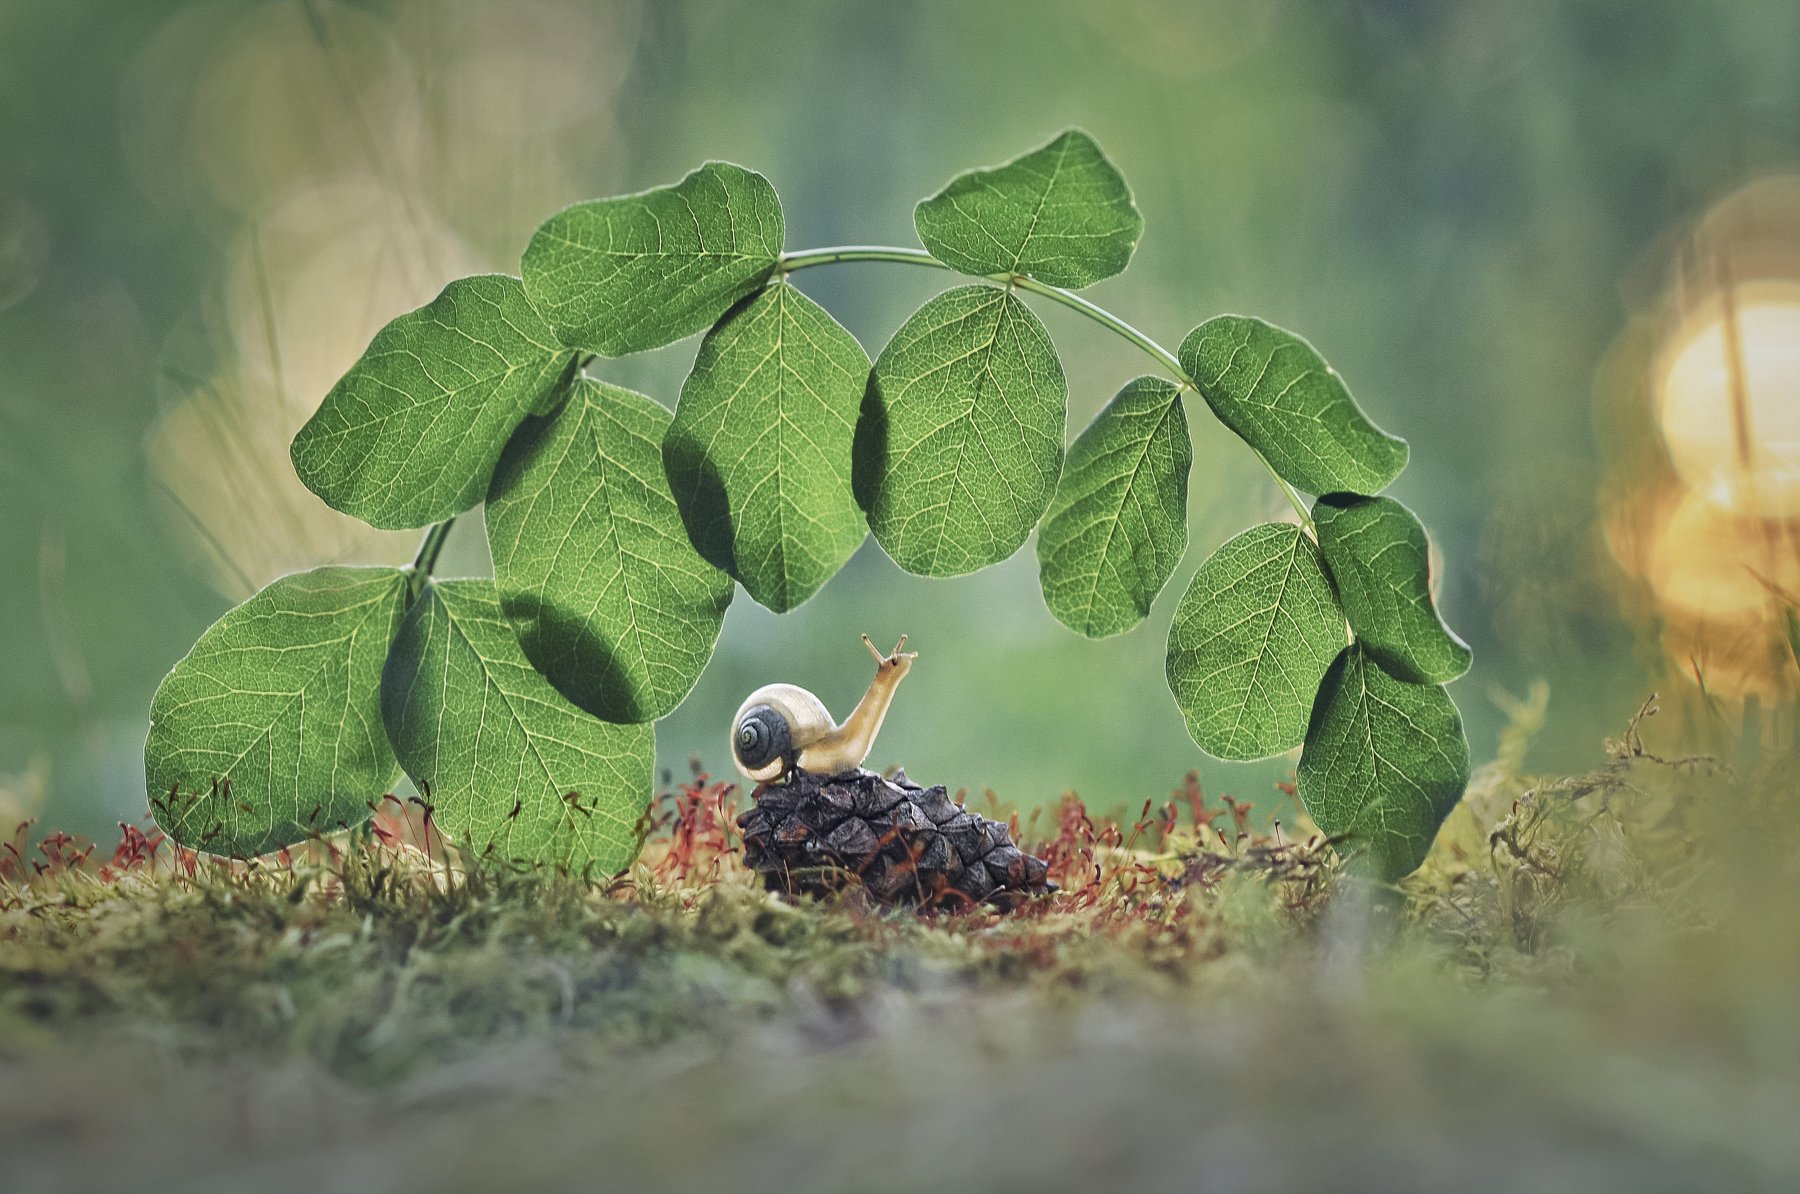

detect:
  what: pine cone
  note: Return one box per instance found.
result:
[736,768,1056,911]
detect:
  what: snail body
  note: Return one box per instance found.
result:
[731,635,916,784]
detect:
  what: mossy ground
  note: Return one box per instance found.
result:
[3,695,1797,1192]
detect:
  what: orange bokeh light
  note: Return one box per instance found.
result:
[1656,281,1800,520]
[1603,175,1800,706]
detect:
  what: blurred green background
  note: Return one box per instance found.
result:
[3,0,1797,840]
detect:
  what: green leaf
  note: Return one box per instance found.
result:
[665,283,869,612]
[521,162,784,357]
[1298,644,1469,880]
[1314,494,1471,684]
[381,580,654,874]
[1037,377,1190,638]
[858,285,1066,577]
[915,129,1142,289]
[486,378,732,723]
[1165,523,1345,761]
[1179,316,1408,497]
[289,275,575,530]
[146,566,409,857]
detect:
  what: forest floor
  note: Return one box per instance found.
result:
[2,695,1797,1193]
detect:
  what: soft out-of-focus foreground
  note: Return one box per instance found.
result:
[3,0,1796,836]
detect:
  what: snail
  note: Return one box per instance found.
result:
[731,634,917,784]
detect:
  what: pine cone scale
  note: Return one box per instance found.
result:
[736,768,1055,911]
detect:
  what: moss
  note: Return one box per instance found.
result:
[2,703,1798,1187]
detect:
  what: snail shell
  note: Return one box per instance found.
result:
[731,684,830,784]
[729,635,916,785]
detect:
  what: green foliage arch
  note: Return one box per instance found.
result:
[147,130,1471,882]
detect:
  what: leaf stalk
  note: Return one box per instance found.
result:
[409,517,455,593]
[778,245,1316,533]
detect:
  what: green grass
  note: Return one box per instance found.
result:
[3,695,1798,1192]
